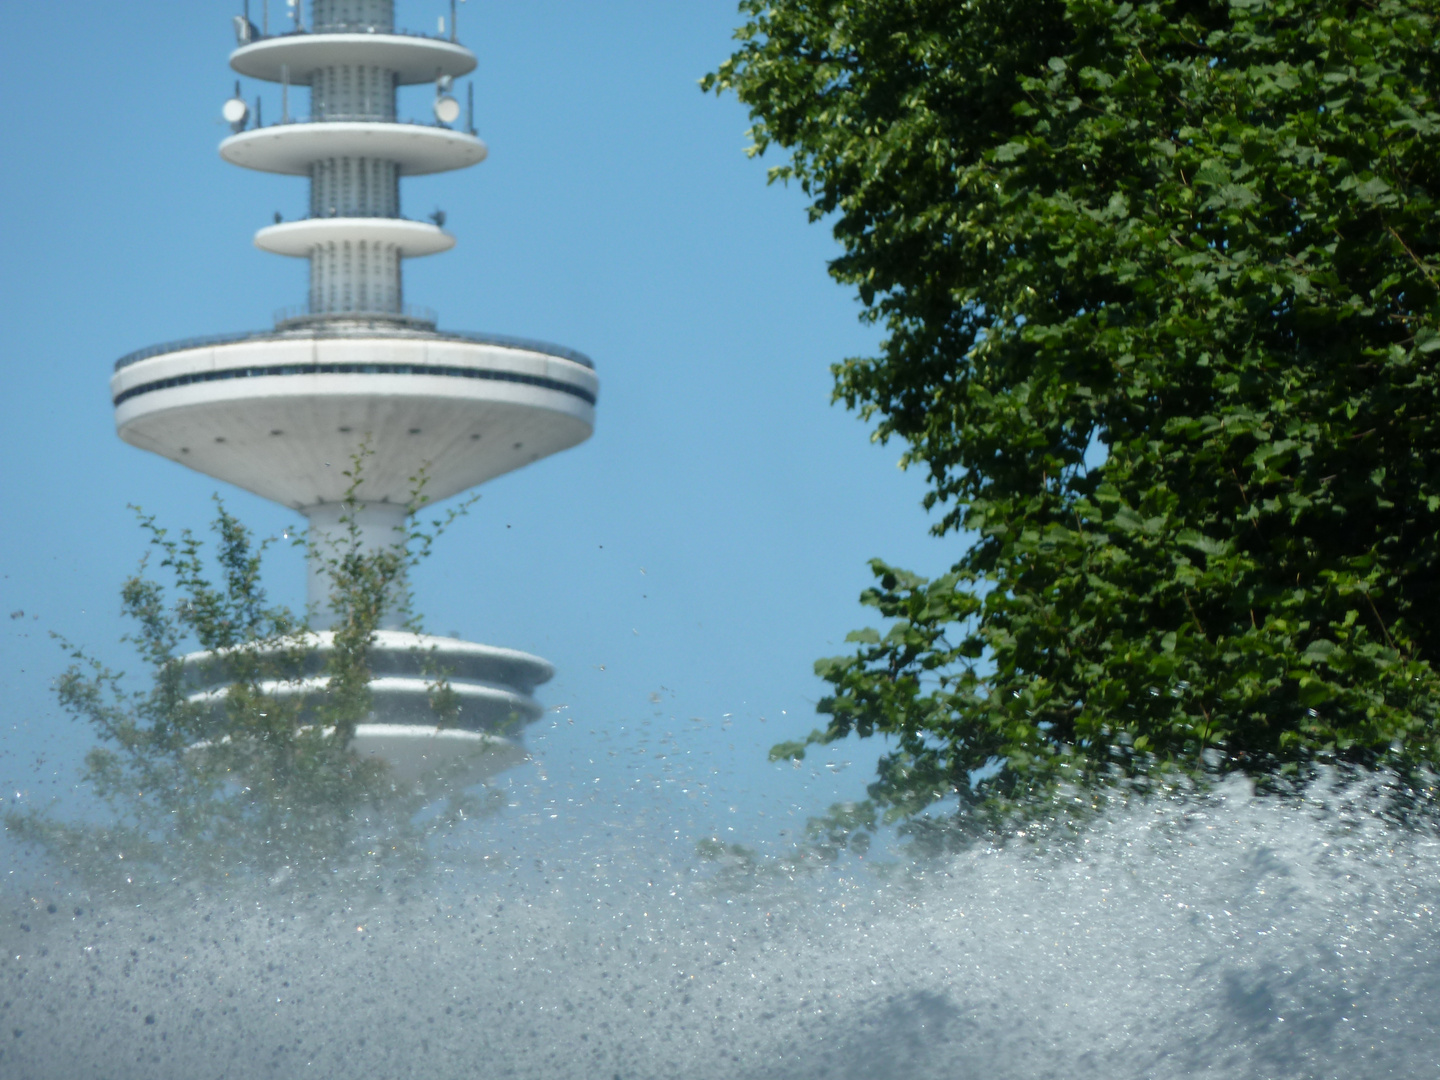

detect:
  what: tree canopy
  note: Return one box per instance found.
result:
[707,0,1440,836]
[7,462,486,888]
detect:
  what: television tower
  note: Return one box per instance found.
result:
[109,0,597,784]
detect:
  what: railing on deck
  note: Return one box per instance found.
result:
[235,19,459,46]
[114,327,596,372]
[273,305,438,330]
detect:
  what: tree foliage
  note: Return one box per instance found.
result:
[7,460,488,887]
[708,0,1440,833]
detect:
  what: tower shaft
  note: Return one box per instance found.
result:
[304,38,404,317]
[312,0,394,32]
[310,65,398,121]
[309,234,403,316]
[310,157,400,216]
[304,501,410,631]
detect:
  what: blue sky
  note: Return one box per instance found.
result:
[0,1,955,854]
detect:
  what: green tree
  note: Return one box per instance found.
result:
[708,0,1440,839]
[6,459,489,887]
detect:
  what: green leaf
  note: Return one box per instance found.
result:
[768,741,808,762]
[1353,176,1393,200]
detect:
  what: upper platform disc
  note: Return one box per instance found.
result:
[221,122,487,176]
[230,33,477,86]
[111,330,597,508]
[255,218,456,258]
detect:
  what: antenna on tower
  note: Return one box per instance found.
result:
[466,81,475,135]
[435,95,460,126]
[233,2,260,45]
[450,0,458,42]
[223,81,251,132]
[435,73,460,125]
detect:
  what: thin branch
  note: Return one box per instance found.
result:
[1183,589,1209,640]
[1363,589,1397,651]
[1387,224,1439,287]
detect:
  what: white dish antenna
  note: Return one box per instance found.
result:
[223,96,250,127]
[434,95,461,125]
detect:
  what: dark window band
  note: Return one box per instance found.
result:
[113,362,597,407]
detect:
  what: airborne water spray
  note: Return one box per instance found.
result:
[3,773,1439,1080]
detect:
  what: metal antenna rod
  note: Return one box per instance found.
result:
[451,0,458,42]
[281,63,289,123]
[467,81,475,134]
[262,0,269,35]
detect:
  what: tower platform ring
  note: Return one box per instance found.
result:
[257,218,455,258]
[221,122,487,176]
[190,676,542,727]
[188,723,529,788]
[179,632,549,787]
[349,726,528,787]
[112,334,598,508]
[182,631,555,697]
[230,34,477,86]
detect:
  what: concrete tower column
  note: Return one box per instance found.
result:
[305,55,401,314]
[303,501,410,631]
[309,157,401,217]
[310,66,398,122]
[312,0,394,33]
[305,2,402,317]
[309,238,403,315]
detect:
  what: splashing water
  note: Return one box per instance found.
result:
[3,774,1438,1080]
